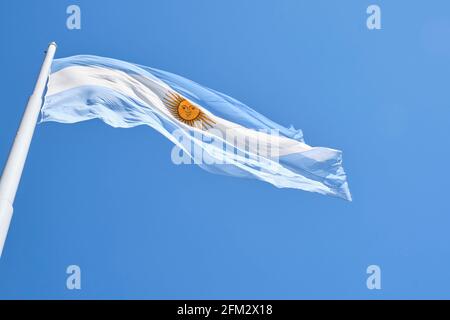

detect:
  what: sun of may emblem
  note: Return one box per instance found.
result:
[163,91,215,129]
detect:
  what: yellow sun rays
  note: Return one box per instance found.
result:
[163,91,215,130]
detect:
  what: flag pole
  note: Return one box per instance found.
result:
[0,42,57,257]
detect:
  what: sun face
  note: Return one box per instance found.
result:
[163,91,215,129]
[177,100,200,121]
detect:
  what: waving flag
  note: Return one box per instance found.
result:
[41,55,351,200]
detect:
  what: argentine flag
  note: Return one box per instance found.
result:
[41,55,351,201]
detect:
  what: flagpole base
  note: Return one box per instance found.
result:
[0,198,13,257]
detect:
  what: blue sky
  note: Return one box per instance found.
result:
[1,0,450,299]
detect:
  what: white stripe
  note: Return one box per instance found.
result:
[47,65,313,156]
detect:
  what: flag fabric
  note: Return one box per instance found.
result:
[41,55,351,200]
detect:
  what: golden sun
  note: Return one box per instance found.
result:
[163,91,215,129]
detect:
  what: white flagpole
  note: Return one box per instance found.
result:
[0,42,57,257]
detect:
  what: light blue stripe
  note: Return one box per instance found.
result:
[51,55,304,142]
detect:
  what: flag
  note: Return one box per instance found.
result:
[41,55,351,200]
